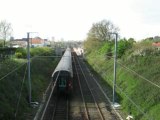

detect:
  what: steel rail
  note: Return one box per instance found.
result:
[75,55,105,120]
[72,54,90,120]
[40,71,60,120]
[51,94,69,120]
[82,61,124,120]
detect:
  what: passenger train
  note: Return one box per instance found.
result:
[52,48,73,94]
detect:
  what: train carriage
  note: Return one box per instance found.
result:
[52,48,73,94]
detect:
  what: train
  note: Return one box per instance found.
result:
[52,47,73,94]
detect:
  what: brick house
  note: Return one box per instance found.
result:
[11,37,50,48]
[30,37,44,47]
[152,42,160,50]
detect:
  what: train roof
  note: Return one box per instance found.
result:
[52,48,73,77]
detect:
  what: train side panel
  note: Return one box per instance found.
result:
[52,48,73,94]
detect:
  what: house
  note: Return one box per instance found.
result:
[152,42,160,50]
[11,39,27,48]
[11,37,50,48]
[30,37,44,47]
[44,39,51,46]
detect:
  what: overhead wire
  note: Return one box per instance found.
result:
[0,62,27,81]
[117,61,160,89]
[92,54,158,119]
[14,64,28,118]
[40,71,61,120]
[0,51,60,82]
[115,84,153,120]
[0,49,61,118]
[105,54,160,89]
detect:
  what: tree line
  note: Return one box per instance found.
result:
[0,20,12,47]
[84,19,135,58]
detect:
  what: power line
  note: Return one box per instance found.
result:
[117,61,160,89]
[0,54,60,82]
[40,71,61,120]
[31,55,61,59]
[105,54,160,89]
[14,64,28,118]
[0,62,27,81]
[115,84,153,120]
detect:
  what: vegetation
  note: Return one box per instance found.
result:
[0,47,59,119]
[84,20,160,120]
[0,20,12,47]
[15,47,53,58]
[87,19,119,41]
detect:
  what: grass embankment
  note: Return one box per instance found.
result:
[85,42,160,120]
[0,47,59,120]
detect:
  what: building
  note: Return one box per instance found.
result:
[30,37,44,47]
[11,39,27,48]
[152,42,160,50]
[10,37,50,48]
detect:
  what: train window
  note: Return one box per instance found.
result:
[59,77,66,87]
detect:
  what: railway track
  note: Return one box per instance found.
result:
[39,88,69,120]
[38,51,123,120]
[79,57,121,119]
[52,94,69,120]
[71,52,122,120]
[74,54,105,120]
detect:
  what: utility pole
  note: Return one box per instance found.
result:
[112,33,118,106]
[27,32,31,104]
[108,32,119,107]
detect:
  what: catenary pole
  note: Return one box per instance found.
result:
[27,32,31,104]
[113,33,118,106]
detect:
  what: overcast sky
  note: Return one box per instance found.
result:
[0,0,160,40]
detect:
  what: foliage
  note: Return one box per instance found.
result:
[0,20,12,47]
[98,41,114,58]
[83,37,102,54]
[15,52,23,58]
[0,40,3,47]
[15,47,53,59]
[84,39,160,120]
[117,38,135,58]
[30,47,52,57]
[0,48,59,119]
[87,19,119,41]
[15,48,27,58]
[84,19,119,56]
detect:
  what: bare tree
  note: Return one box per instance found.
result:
[87,19,119,41]
[0,20,12,47]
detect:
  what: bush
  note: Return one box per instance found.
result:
[117,39,134,58]
[15,48,27,58]
[15,47,53,59]
[0,47,58,119]
[15,52,23,58]
[30,47,53,57]
[85,40,160,120]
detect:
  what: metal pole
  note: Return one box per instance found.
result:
[113,33,118,106]
[27,32,31,104]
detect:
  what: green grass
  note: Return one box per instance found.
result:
[85,42,160,120]
[0,47,59,119]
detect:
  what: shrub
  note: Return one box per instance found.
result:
[15,52,23,58]
[15,48,27,58]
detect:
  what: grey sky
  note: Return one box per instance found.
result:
[0,0,160,40]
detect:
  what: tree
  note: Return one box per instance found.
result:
[0,20,12,47]
[117,38,135,58]
[87,19,119,41]
[128,38,136,43]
